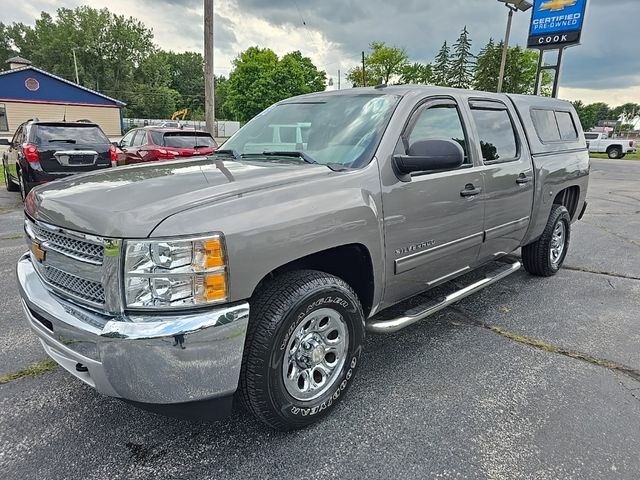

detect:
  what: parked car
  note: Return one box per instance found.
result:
[118,127,218,164]
[1,119,116,200]
[584,131,636,159]
[18,87,589,431]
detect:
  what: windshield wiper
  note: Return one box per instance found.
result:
[260,151,318,165]
[48,139,77,143]
[211,149,242,160]
[259,151,351,172]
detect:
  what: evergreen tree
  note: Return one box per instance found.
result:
[473,38,500,92]
[432,41,450,87]
[449,26,475,89]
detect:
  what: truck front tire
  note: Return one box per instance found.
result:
[238,270,365,430]
[522,205,571,277]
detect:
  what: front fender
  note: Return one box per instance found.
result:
[151,162,385,309]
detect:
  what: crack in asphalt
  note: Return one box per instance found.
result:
[563,265,640,281]
[583,220,640,248]
[448,306,640,384]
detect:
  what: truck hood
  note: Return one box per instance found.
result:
[28,157,331,238]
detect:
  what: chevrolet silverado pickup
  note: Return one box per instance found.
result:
[584,131,636,159]
[17,86,589,431]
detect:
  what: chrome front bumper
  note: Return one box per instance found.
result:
[16,253,249,406]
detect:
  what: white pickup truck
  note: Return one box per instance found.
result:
[584,132,637,159]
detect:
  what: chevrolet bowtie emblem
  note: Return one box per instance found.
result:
[31,241,46,263]
[540,0,578,11]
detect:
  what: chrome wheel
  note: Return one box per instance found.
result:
[550,220,566,266]
[282,308,349,402]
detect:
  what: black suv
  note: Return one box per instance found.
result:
[1,120,116,200]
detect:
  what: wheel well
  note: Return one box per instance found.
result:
[252,244,375,316]
[553,186,580,220]
[606,145,622,152]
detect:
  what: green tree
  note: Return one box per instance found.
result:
[214,75,233,120]
[0,23,16,69]
[474,39,543,94]
[347,42,408,86]
[225,47,326,122]
[449,26,475,89]
[165,51,205,114]
[5,7,154,100]
[572,102,612,130]
[432,41,451,87]
[400,62,433,85]
[474,38,500,91]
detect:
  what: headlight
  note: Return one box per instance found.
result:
[124,235,227,309]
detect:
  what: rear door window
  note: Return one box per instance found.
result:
[34,125,109,145]
[120,130,137,147]
[556,111,578,140]
[584,133,599,140]
[471,105,518,163]
[132,130,147,147]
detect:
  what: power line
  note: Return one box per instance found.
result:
[290,0,314,46]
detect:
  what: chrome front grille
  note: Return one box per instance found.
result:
[25,217,116,310]
[28,220,104,264]
[42,264,105,305]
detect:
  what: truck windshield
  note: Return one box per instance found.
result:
[221,93,400,168]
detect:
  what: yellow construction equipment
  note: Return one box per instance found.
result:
[171,108,188,121]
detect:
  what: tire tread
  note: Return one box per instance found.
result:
[238,269,362,430]
[522,205,571,277]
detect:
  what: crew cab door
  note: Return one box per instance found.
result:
[467,99,534,260]
[381,97,485,305]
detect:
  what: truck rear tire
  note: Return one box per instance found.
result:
[607,147,622,159]
[522,205,571,277]
[238,270,365,430]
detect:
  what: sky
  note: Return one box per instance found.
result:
[2,0,639,106]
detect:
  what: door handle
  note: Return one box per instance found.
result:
[460,184,482,197]
[516,174,532,185]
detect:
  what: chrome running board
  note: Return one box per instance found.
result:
[367,261,521,334]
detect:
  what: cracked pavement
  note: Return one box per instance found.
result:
[1,159,639,480]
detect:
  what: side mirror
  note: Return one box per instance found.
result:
[393,139,464,181]
[0,138,10,146]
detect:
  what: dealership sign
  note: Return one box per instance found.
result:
[528,0,588,49]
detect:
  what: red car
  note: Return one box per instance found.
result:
[117,127,218,164]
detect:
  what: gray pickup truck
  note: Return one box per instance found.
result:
[17,86,589,430]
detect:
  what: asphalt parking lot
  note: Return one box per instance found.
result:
[1,159,639,480]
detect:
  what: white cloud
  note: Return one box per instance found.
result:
[4,0,640,104]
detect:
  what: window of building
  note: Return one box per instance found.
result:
[408,104,470,164]
[0,104,8,132]
[471,107,518,163]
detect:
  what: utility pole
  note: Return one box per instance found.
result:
[204,0,215,136]
[361,51,366,87]
[72,48,80,85]
[337,69,341,90]
[497,6,515,93]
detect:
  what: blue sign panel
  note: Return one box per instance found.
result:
[528,0,589,49]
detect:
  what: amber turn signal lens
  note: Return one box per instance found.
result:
[204,239,224,269]
[205,273,226,301]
